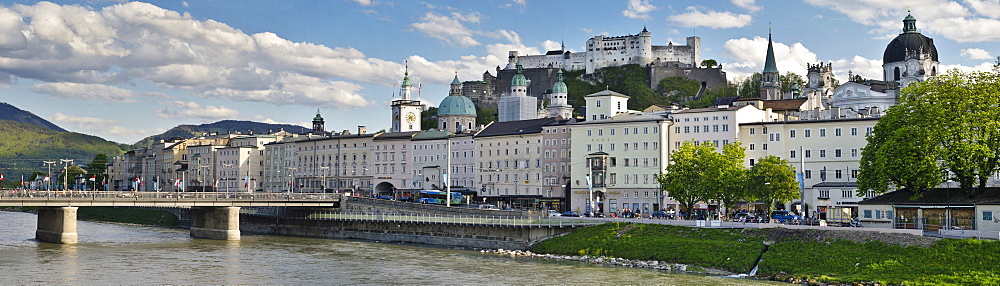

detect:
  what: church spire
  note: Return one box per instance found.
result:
[763,28,778,74]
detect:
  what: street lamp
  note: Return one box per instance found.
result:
[319,166,330,193]
[59,159,73,191]
[286,167,298,193]
[43,161,55,192]
[222,163,234,195]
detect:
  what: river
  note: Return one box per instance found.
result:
[0,211,780,285]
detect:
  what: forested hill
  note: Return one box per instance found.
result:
[0,102,67,132]
[0,119,126,174]
[132,120,307,147]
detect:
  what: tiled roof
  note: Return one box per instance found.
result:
[373,131,420,140]
[411,130,453,141]
[762,98,807,111]
[574,112,669,125]
[474,118,556,138]
[586,89,629,98]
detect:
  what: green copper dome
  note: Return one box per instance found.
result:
[511,62,527,87]
[552,70,567,93]
[438,94,477,116]
[313,109,323,122]
[401,65,412,87]
[451,74,461,85]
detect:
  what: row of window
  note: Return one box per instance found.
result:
[750,126,875,138]
[787,148,860,159]
[679,115,728,122]
[586,127,658,136]
[676,124,730,134]
[674,140,731,149]
[586,142,659,152]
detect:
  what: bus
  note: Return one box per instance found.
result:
[417,190,463,205]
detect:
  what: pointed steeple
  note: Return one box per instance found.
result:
[763,31,779,74]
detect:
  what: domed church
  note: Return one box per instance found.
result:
[437,73,477,133]
[828,12,940,116]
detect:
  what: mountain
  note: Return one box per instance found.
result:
[0,102,67,132]
[132,120,307,147]
[0,119,127,180]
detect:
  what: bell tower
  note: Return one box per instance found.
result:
[391,64,424,132]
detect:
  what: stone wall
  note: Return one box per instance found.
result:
[649,66,727,92]
[240,214,585,250]
[336,196,545,218]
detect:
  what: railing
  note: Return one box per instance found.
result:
[275,211,597,227]
[0,189,341,201]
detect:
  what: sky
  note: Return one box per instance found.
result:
[0,0,997,144]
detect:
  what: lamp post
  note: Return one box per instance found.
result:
[59,159,73,191]
[222,163,234,195]
[286,167,298,193]
[43,161,55,192]
[319,166,330,193]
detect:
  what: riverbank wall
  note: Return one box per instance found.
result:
[240,214,587,250]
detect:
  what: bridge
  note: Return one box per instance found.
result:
[0,190,341,244]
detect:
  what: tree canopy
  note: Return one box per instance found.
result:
[746,155,800,214]
[858,69,1000,197]
[656,141,765,219]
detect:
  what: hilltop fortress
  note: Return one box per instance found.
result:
[508,27,701,74]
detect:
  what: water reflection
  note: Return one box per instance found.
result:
[0,211,780,285]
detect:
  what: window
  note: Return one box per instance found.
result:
[762,143,768,150]
[819,190,829,199]
[805,150,812,158]
[851,148,859,157]
[750,128,755,135]
[587,130,592,136]
[835,149,842,157]
[835,128,842,137]
[805,170,812,179]
[866,127,874,136]
[749,144,755,151]
[713,125,719,132]
[675,127,680,133]
[852,169,858,178]
[586,144,592,151]
[984,211,993,221]
[722,124,729,132]
[843,190,853,198]
[598,129,603,136]
[819,149,826,158]
[684,126,690,133]
[694,126,700,133]
[819,128,827,137]
[790,150,797,158]
[790,129,796,138]
[864,210,872,219]
[851,127,858,136]
[804,129,811,137]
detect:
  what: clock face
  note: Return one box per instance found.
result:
[406,112,416,122]
[393,112,400,122]
[908,62,918,72]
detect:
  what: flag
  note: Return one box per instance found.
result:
[44,174,50,181]
[89,175,96,182]
[174,178,181,188]
[0,173,4,180]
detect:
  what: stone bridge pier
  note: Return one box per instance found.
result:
[36,207,79,244]
[190,207,241,240]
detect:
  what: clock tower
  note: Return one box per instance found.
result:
[391,65,424,132]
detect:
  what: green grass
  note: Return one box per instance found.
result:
[531,223,766,272]
[531,223,1000,285]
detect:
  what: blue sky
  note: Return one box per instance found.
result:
[0,0,997,144]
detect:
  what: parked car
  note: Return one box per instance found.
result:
[770,210,801,223]
[561,211,581,217]
[376,195,392,200]
[734,212,756,222]
[548,210,561,217]
[650,211,669,219]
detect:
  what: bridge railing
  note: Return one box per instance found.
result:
[280,211,598,227]
[0,190,341,201]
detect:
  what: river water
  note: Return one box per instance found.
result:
[0,211,780,285]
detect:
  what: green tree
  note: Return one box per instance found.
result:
[86,154,110,190]
[779,72,806,93]
[711,142,749,218]
[476,106,498,126]
[700,59,718,68]
[657,140,748,219]
[736,73,763,98]
[656,76,702,104]
[746,155,799,215]
[859,69,1000,196]
[421,107,438,130]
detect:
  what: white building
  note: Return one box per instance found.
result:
[739,117,880,219]
[510,27,700,74]
[498,62,538,122]
[373,131,419,197]
[570,112,672,215]
[668,105,766,153]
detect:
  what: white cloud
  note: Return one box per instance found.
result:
[960,48,994,60]
[451,11,482,23]
[0,2,405,110]
[51,112,157,142]
[829,56,883,82]
[731,0,761,12]
[940,61,998,73]
[349,0,373,6]
[181,1,189,8]
[581,28,593,34]
[156,101,239,121]
[668,7,753,29]
[28,83,139,102]
[622,0,657,20]
[721,36,818,81]
[410,12,481,48]
[541,40,562,52]
[804,0,1000,42]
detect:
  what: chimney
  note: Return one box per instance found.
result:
[248,129,253,135]
[358,126,367,134]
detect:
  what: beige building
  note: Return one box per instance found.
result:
[475,118,554,208]
[541,118,575,211]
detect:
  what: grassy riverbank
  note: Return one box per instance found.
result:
[530,223,1000,285]
[0,207,178,226]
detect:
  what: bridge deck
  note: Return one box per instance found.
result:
[0,191,340,207]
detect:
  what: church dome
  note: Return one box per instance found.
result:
[883,14,938,64]
[438,94,477,116]
[552,70,567,93]
[511,62,527,87]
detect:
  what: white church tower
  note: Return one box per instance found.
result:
[391,65,424,132]
[545,70,573,119]
[498,61,538,122]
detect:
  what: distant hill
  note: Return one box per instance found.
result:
[0,119,127,179]
[132,120,307,147]
[0,102,67,132]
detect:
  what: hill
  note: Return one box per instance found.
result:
[0,119,126,179]
[0,102,67,132]
[132,120,307,147]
